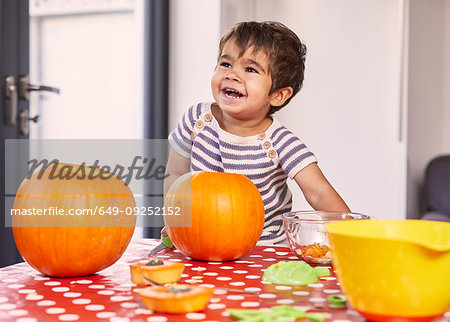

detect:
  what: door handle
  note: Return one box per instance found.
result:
[19,75,60,100]
[3,75,18,125]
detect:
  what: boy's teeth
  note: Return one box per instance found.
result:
[225,89,243,98]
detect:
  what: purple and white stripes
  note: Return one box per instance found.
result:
[169,102,317,244]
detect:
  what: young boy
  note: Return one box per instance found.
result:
[165,21,350,244]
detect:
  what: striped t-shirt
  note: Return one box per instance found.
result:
[169,102,317,244]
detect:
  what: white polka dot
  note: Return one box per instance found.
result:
[207,262,222,265]
[227,295,245,300]
[120,302,139,308]
[288,256,298,260]
[25,294,44,301]
[186,313,206,320]
[2,278,18,282]
[277,299,295,305]
[293,291,310,296]
[8,283,25,289]
[323,289,341,294]
[37,300,56,306]
[44,281,61,286]
[275,285,292,290]
[184,263,193,266]
[63,292,81,298]
[320,276,336,280]
[88,284,105,289]
[181,274,189,278]
[72,299,91,305]
[259,293,276,299]
[308,283,324,288]
[119,283,135,288]
[263,247,276,252]
[235,260,252,264]
[233,270,248,274]
[249,254,262,257]
[85,304,105,311]
[229,282,245,286]
[16,318,37,322]
[191,266,207,272]
[18,289,36,294]
[203,272,218,276]
[309,297,327,302]
[46,308,66,314]
[110,296,134,302]
[57,314,79,321]
[241,302,260,307]
[135,308,152,315]
[199,284,215,288]
[276,252,289,255]
[96,312,116,318]
[208,303,226,310]
[147,317,168,322]
[8,309,28,316]
[216,277,231,281]
[245,287,261,292]
[109,316,130,322]
[261,281,271,284]
[245,275,261,279]
[52,287,70,292]
[33,276,50,281]
[248,264,262,267]
[219,266,234,270]
[75,279,92,284]
[0,297,8,303]
[262,258,277,261]
[98,290,115,295]
[213,289,227,295]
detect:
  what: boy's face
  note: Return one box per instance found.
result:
[211,40,277,120]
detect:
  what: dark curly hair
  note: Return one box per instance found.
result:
[219,21,307,115]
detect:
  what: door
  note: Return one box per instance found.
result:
[0,0,28,267]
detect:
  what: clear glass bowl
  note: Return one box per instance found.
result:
[282,211,370,266]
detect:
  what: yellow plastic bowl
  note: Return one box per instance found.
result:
[326,220,450,321]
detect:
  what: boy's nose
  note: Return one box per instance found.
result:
[226,71,240,82]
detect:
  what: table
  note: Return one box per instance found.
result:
[1,239,449,322]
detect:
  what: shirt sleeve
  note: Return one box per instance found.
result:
[274,127,318,179]
[168,104,200,158]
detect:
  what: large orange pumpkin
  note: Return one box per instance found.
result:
[12,163,136,277]
[164,171,264,261]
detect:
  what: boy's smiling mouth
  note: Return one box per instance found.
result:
[223,87,245,99]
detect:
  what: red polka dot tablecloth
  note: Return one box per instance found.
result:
[1,239,449,322]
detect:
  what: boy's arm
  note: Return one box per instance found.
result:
[164,147,190,195]
[293,163,350,212]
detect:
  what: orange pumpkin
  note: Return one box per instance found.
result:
[12,163,136,277]
[130,259,185,286]
[139,284,215,313]
[164,171,264,261]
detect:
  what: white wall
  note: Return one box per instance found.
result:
[406,0,450,219]
[168,0,221,131]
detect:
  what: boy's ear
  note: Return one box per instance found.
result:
[270,87,294,107]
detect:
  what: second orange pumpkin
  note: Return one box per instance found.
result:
[164,171,265,261]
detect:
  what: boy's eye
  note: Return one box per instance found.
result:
[220,62,231,68]
[246,67,258,73]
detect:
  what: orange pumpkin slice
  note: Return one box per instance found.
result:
[139,284,215,313]
[130,259,185,286]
